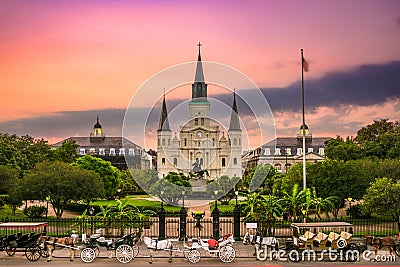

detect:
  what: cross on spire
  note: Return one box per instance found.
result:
[197,42,202,61]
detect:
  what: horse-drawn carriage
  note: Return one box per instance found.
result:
[183,233,236,263]
[285,222,360,261]
[141,233,236,264]
[0,222,49,261]
[81,229,139,263]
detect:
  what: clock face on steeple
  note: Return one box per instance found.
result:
[196,131,203,138]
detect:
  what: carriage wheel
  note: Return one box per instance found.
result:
[132,245,139,258]
[115,245,134,264]
[187,249,201,264]
[5,246,16,256]
[80,248,96,263]
[219,245,235,263]
[395,244,400,257]
[25,244,41,262]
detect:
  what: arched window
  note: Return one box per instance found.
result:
[109,148,116,156]
[162,158,166,165]
[173,158,177,167]
[233,158,237,165]
[222,158,226,167]
[194,118,198,126]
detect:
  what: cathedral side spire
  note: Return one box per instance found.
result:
[229,89,241,131]
[158,93,171,131]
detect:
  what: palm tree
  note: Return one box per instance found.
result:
[310,188,336,219]
[281,184,304,221]
[241,192,264,223]
[261,195,283,236]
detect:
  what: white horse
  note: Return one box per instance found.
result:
[143,236,173,264]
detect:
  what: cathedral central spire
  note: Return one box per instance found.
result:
[192,42,207,100]
[194,42,204,82]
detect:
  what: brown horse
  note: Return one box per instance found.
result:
[39,236,76,261]
[365,236,396,255]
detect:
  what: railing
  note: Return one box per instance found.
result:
[1,216,397,238]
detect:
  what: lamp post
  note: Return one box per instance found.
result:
[182,189,185,208]
[160,190,164,210]
[233,190,241,241]
[347,197,353,223]
[212,190,220,240]
[45,196,50,219]
[179,188,187,241]
[214,190,219,210]
[88,206,95,216]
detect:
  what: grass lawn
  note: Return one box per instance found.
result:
[91,198,181,213]
[126,194,150,199]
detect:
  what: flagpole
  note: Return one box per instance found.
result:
[301,49,306,191]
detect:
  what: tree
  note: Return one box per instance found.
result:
[241,192,264,223]
[0,133,53,175]
[355,119,400,159]
[73,155,121,199]
[95,198,156,236]
[281,184,304,221]
[53,139,79,163]
[206,175,240,205]
[21,161,104,218]
[361,177,400,232]
[261,195,283,236]
[119,169,142,197]
[149,172,192,205]
[128,168,159,192]
[0,165,19,194]
[244,164,278,193]
[324,136,364,161]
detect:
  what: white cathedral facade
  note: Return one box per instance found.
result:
[156,45,242,179]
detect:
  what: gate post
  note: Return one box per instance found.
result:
[158,202,166,240]
[233,191,241,240]
[179,207,187,241]
[212,201,220,240]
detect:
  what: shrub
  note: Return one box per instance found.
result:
[23,205,47,218]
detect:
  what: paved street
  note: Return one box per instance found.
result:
[1,240,398,267]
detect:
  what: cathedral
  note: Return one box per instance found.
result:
[156,44,242,179]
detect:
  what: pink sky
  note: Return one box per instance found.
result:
[1,0,400,147]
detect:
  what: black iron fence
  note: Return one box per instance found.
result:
[1,216,398,239]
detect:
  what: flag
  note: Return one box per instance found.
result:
[302,56,309,72]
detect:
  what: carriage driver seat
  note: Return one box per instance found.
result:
[97,236,113,248]
[207,238,219,250]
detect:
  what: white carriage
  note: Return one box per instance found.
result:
[183,233,236,264]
